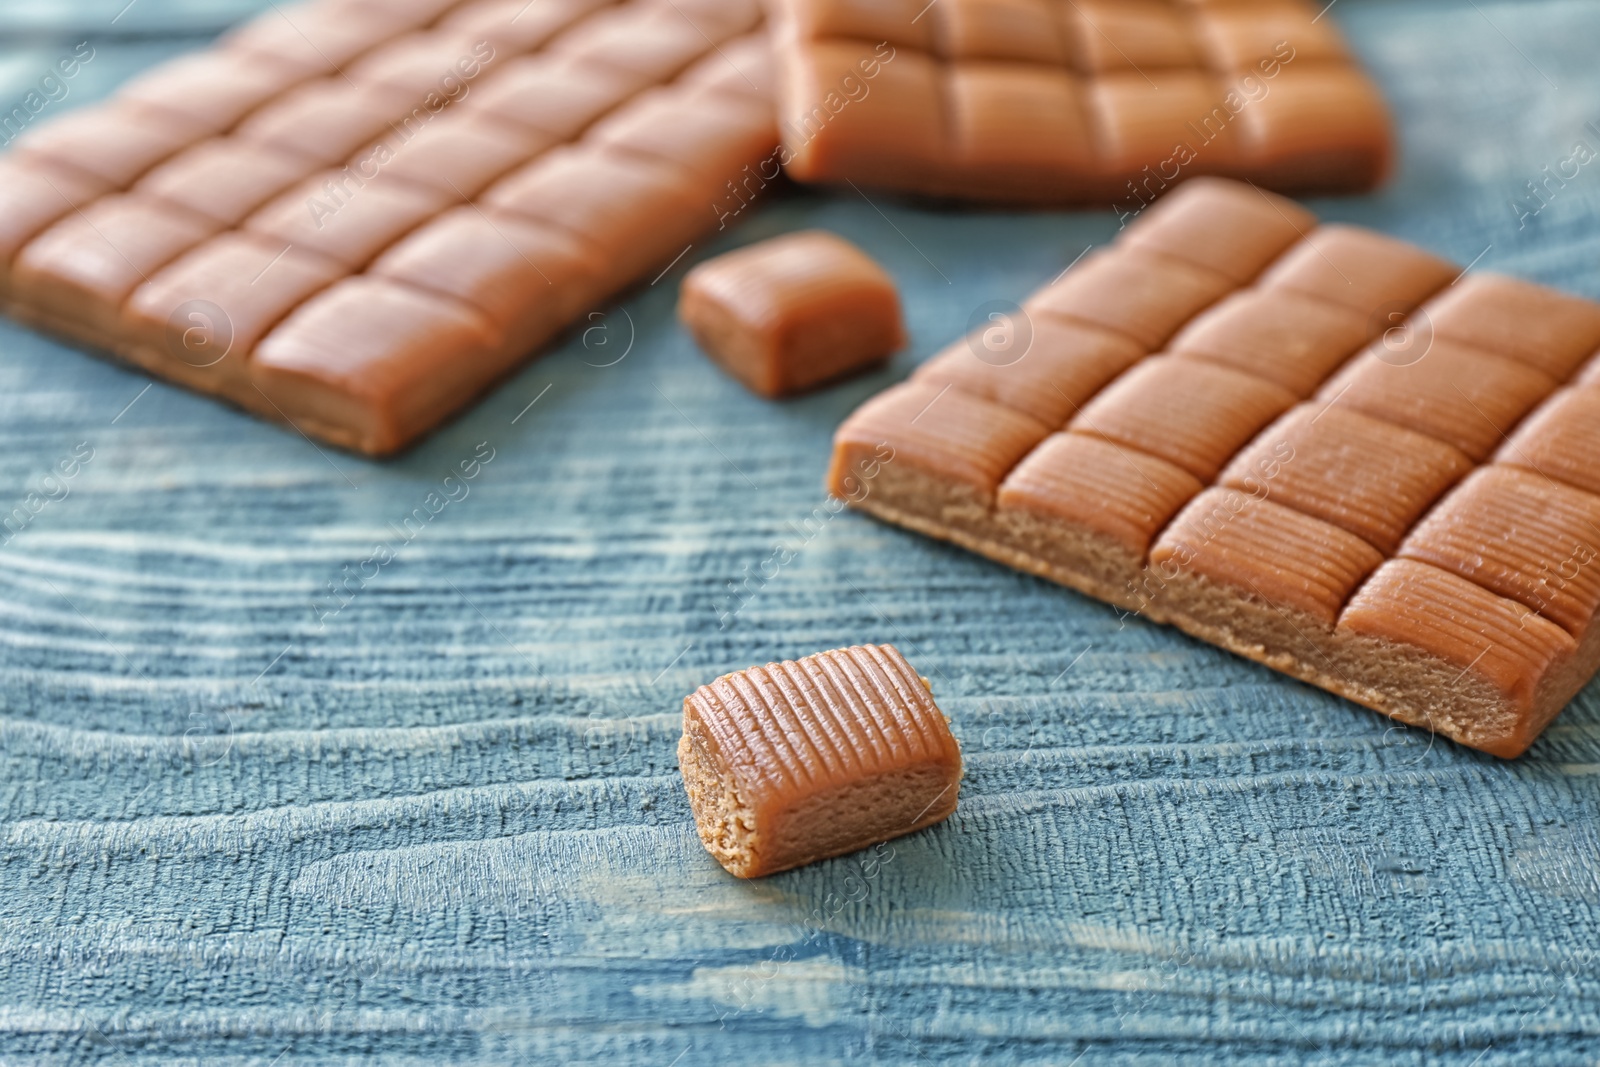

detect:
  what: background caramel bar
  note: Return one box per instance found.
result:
[0,0,778,455]
[766,0,1392,204]
[829,177,1600,758]
[679,643,962,877]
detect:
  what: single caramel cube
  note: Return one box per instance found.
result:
[679,230,905,398]
[679,644,962,878]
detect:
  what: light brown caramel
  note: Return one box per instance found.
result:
[830,177,1600,758]
[767,0,1393,203]
[1,1,780,455]
[679,643,961,878]
[679,231,904,398]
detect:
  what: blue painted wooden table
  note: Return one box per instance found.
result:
[3,1,1600,1063]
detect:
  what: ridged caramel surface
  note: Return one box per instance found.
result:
[1152,490,1384,626]
[1318,341,1556,461]
[912,315,1144,428]
[1221,404,1473,555]
[1339,559,1575,713]
[830,176,1600,756]
[1070,356,1297,481]
[681,644,962,877]
[1498,387,1600,498]
[999,433,1204,557]
[1400,467,1600,639]
[1170,288,1372,396]
[1120,178,1314,284]
[830,380,1049,498]
[1425,272,1600,381]
[1258,224,1457,316]
[1024,248,1235,350]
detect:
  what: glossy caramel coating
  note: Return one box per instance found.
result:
[680,231,904,398]
[679,644,961,878]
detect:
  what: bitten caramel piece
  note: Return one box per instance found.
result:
[679,643,962,878]
[679,231,905,398]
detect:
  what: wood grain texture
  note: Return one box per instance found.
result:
[2,1,1600,1063]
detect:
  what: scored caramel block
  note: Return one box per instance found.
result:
[678,644,962,878]
[679,231,905,398]
[767,0,1393,203]
[3,0,780,455]
[831,177,1600,757]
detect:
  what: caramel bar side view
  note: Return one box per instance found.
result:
[765,0,1393,204]
[0,0,779,455]
[679,643,962,878]
[678,229,905,397]
[828,177,1600,758]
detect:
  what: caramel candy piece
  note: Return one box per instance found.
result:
[1119,177,1315,284]
[912,316,1143,428]
[1070,356,1297,482]
[827,380,1049,534]
[1423,273,1600,381]
[1192,1,1350,70]
[932,0,1067,64]
[1229,66,1393,192]
[115,51,309,134]
[0,159,111,295]
[1258,224,1458,318]
[1061,0,1198,71]
[1318,339,1556,461]
[679,644,961,878]
[235,80,417,165]
[484,147,706,281]
[945,63,1095,190]
[1151,488,1384,628]
[587,86,777,187]
[1498,387,1600,497]
[1088,72,1240,178]
[371,206,603,357]
[463,55,641,139]
[359,115,554,199]
[998,433,1202,594]
[675,31,775,98]
[221,3,412,74]
[12,196,220,340]
[12,100,209,188]
[1170,288,1371,396]
[679,231,904,398]
[244,169,453,269]
[123,234,346,396]
[252,277,501,455]
[777,41,943,188]
[442,0,611,53]
[553,5,733,82]
[1024,247,1234,350]
[1399,467,1600,639]
[134,138,321,226]
[347,31,488,96]
[1221,404,1473,556]
[1337,560,1576,759]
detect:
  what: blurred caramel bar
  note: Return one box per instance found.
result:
[679,229,904,396]
[0,0,778,455]
[829,177,1600,758]
[766,0,1391,203]
[680,643,961,877]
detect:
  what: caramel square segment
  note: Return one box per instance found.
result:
[679,231,905,398]
[679,644,962,878]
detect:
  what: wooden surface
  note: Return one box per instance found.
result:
[3,1,1600,1063]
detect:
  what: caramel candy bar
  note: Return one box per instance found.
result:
[679,644,961,877]
[767,0,1393,203]
[679,230,904,397]
[829,177,1600,757]
[1,0,778,455]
